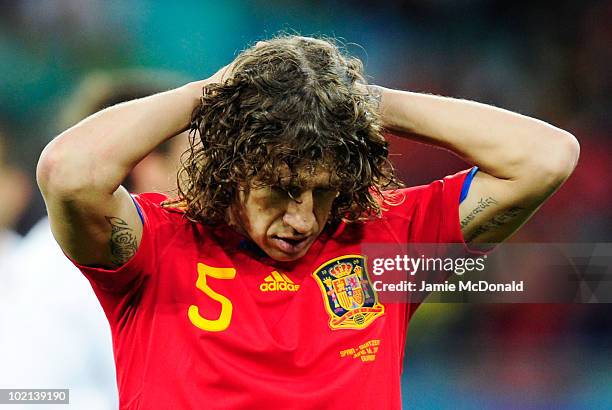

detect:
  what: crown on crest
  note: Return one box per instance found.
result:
[329,262,353,278]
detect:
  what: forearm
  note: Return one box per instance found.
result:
[38,81,205,197]
[375,87,579,182]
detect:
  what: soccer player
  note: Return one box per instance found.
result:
[37,36,579,409]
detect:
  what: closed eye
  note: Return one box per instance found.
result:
[271,185,302,202]
[271,185,337,202]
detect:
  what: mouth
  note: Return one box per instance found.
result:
[271,235,311,254]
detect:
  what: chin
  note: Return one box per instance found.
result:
[263,245,310,262]
[267,250,306,262]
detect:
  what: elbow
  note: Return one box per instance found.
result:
[37,139,69,197]
[528,130,580,190]
[37,139,94,198]
[547,130,580,184]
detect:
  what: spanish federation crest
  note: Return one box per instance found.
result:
[312,255,384,330]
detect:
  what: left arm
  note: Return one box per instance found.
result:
[371,86,580,243]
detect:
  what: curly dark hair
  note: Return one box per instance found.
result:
[167,35,403,224]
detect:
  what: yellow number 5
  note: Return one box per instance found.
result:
[188,263,236,332]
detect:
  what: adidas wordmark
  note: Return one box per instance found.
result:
[260,271,300,292]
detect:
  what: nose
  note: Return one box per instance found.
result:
[282,190,317,235]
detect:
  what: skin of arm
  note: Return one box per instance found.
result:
[370,86,580,244]
[37,76,217,268]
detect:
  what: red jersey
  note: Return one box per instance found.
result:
[73,169,470,410]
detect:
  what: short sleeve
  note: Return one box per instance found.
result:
[391,168,474,246]
[439,167,474,245]
[68,193,168,294]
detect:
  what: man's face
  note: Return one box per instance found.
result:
[229,167,339,261]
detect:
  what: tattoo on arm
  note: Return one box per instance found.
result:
[105,216,138,266]
[367,85,383,111]
[460,196,499,228]
[466,206,525,242]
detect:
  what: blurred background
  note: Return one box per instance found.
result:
[0,0,610,408]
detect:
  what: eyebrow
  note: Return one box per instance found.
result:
[279,180,333,190]
[273,169,335,190]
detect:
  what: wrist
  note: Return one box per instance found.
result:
[366,85,385,112]
[369,87,420,135]
[367,85,392,128]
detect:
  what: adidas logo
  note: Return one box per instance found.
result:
[259,271,300,292]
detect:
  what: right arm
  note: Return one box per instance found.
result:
[37,80,209,269]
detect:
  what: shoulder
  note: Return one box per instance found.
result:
[130,192,200,248]
[381,168,473,216]
[360,169,474,243]
[132,192,224,252]
[132,192,188,223]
